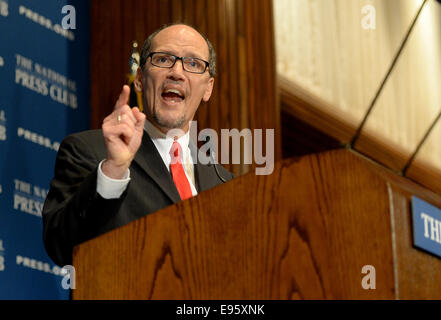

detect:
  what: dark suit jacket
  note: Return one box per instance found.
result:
[42,129,234,267]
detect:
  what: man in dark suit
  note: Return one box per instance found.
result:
[42,23,234,267]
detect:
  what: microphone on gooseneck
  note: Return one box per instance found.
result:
[203,135,227,183]
[210,150,227,183]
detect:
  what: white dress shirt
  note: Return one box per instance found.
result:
[96,119,198,199]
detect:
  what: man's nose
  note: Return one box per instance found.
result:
[167,59,185,81]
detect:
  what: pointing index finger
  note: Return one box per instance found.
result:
[115,85,131,109]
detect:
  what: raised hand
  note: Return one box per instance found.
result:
[101,85,146,179]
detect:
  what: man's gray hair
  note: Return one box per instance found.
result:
[139,22,216,77]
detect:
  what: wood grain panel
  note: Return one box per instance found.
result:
[355,0,441,172]
[281,109,343,159]
[73,150,400,299]
[389,185,441,299]
[354,147,441,298]
[90,0,280,177]
[274,0,423,142]
[406,118,441,194]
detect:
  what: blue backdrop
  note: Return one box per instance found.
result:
[0,0,90,299]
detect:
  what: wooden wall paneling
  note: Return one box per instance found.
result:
[208,0,221,133]
[363,147,441,298]
[171,0,183,21]
[194,0,217,134]
[246,0,281,163]
[389,184,441,299]
[406,118,441,194]
[90,0,125,134]
[351,148,441,298]
[214,0,233,172]
[159,0,172,23]
[264,0,281,160]
[226,0,239,131]
[355,0,441,172]
[183,0,194,22]
[216,0,230,129]
[226,0,245,172]
[281,110,343,159]
[236,0,248,132]
[90,0,281,177]
[194,0,207,29]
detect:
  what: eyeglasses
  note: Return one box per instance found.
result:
[147,52,209,74]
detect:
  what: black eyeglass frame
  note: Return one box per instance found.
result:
[147,52,210,74]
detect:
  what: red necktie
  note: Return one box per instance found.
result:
[170,141,193,200]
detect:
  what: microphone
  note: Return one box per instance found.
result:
[209,150,227,183]
[201,135,228,183]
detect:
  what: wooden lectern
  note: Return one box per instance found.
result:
[72,150,441,299]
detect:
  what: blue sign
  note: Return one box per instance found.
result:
[0,0,89,299]
[412,196,441,259]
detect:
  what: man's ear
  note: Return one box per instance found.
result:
[202,77,215,102]
[134,67,143,92]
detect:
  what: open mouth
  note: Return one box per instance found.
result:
[161,88,185,104]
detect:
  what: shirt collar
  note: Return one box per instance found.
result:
[144,119,191,164]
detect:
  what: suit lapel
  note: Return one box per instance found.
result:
[133,132,181,203]
[194,161,215,192]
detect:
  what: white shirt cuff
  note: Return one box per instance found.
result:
[96,160,130,199]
